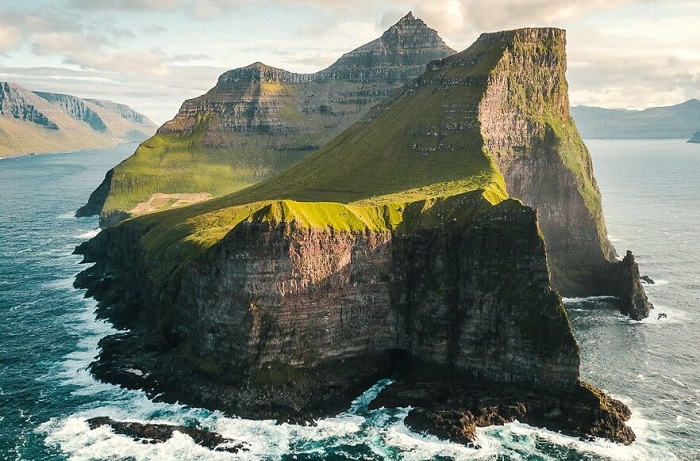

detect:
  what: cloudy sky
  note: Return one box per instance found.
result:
[1,0,698,125]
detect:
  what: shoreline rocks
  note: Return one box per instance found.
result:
[87,416,248,453]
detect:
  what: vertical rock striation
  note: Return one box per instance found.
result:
[458,28,651,315]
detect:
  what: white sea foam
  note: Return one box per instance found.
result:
[563,296,618,304]
[75,229,100,239]
[43,417,244,461]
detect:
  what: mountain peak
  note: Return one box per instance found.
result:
[319,12,454,80]
[396,11,415,23]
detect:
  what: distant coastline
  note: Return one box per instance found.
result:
[0,141,141,161]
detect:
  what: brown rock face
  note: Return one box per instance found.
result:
[159,12,455,148]
[470,29,651,312]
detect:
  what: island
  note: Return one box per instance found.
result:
[75,27,649,447]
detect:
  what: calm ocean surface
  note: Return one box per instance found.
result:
[0,139,698,460]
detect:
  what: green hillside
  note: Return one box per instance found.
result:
[82,13,456,223]
[113,42,513,285]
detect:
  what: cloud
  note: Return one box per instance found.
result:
[0,26,19,52]
[565,8,700,108]
[69,0,250,18]
[70,0,189,12]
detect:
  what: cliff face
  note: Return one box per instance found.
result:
[430,28,646,307]
[472,29,615,296]
[75,27,636,444]
[0,82,157,157]
[162,200,577,393]
[81,12,455,222]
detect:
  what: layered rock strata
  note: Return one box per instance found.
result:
[469,29,650,311]
[78,12,455,222]
[75,28,637,445]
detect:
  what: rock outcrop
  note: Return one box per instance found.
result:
[75,27,637,446]
[78,12,456,223]
[87,417,248,453]
[615,251,652,320]
[0,82,157,157]
[464,29,651,311]
[689,130,700,143]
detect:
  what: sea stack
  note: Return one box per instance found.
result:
[75,27,636,445]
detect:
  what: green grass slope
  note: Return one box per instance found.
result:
[113,37,519,285]
[89,14,456,220]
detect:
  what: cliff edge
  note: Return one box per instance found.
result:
[75,28,636,446]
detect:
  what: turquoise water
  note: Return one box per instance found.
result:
[0,140,698,460]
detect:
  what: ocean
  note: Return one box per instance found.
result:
[0,139,698,460]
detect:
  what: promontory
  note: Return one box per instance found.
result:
[75,27,645,446]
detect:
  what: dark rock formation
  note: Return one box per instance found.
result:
[615,251,652,320]
[75,198,632,444]
[75,170,114,218]
[87,416,248,453]
[689,130,700,143]
[372,371,634,445]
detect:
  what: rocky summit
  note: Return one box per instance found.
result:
[77,12,455,225]
[75,27,638,446]
[0,82,156,157]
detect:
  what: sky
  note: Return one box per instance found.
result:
[1,0,698,125]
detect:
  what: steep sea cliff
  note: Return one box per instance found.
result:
[0,82,156,157]
[74,28,640,446]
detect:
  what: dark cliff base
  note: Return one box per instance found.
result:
[371,366,634,446]
[90,329,394,423]
[89,329,634,447]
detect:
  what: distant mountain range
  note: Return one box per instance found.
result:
[0,82,157,157]
[571,99,700,139]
